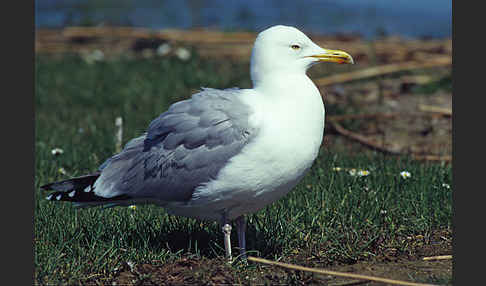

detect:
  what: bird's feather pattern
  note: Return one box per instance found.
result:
[48,87,257,205]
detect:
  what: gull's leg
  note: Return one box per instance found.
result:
[222,223,232,261]
[235,216,247,260]
[221,215,232,262]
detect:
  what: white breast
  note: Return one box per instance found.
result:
[169,76,325,221]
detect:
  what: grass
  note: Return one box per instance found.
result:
[35,54,452,284]
[411,74,452,94]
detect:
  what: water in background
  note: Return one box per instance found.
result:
[35,0,452,39]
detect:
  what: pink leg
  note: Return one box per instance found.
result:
[235,216,247,259]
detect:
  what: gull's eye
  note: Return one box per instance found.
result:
[291,44,301,50]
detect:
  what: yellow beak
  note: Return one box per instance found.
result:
[310,49,354,64]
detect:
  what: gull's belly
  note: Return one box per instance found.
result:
[169,132,319,221]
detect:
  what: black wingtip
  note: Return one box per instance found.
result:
[40,173,101,192]
[41,172,129,204]
[45,188,132,203]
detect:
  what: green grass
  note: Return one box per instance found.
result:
[35,54,452,284]
[411,74,452,94]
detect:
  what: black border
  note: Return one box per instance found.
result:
[6,1,35,285]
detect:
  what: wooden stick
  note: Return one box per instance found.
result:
[315,57,451,86]
[248,256,437,286]
[422,255,452,261]
[418,104,452,116]
[328,120,402,155]
[328,120,451,163]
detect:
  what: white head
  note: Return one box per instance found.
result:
[250,25,353,86]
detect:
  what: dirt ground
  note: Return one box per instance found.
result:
[111,257,452,285]
[321,69,452,161]
[110,230,451,285]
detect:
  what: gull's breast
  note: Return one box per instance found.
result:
[183,80,325,220]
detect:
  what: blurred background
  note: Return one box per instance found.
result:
[35,0,452,162]
[36,0,451,39]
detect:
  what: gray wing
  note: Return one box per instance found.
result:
[93,87,257,201]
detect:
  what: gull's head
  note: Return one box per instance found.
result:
[250,25,354,85]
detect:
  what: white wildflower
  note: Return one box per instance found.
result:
[442,183,450,189]
[51,148,64,156]
[175,47,191,61]
[91,50,104,61]
[128,205,137,210]
[348,169,369,177]
[83,49,104,64]
[357,170,370,177]
[400,171,411,179]
[156,43,171,56]
[332,167,342,171]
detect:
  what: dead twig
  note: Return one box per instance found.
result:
[328,120,451,163]
[418,104,452,117]
[248,256,437,286]
[328,120,402,155]
[315,57,451,86]
[422,255,452,261]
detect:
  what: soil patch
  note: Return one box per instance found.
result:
[111,230,451,285]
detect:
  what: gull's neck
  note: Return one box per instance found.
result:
[251,71,316,98]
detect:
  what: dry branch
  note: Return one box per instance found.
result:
[328,120,402,155]
[315,57,451,86]
[328,119,452,163]
[248,256,437,286]
[422,255,452,261]
[418,104,452,117]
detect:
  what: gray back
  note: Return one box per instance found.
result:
[94,88,257,201]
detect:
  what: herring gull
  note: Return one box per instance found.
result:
[41,25,354,261]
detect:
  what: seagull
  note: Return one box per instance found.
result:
[41,25,354,261]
